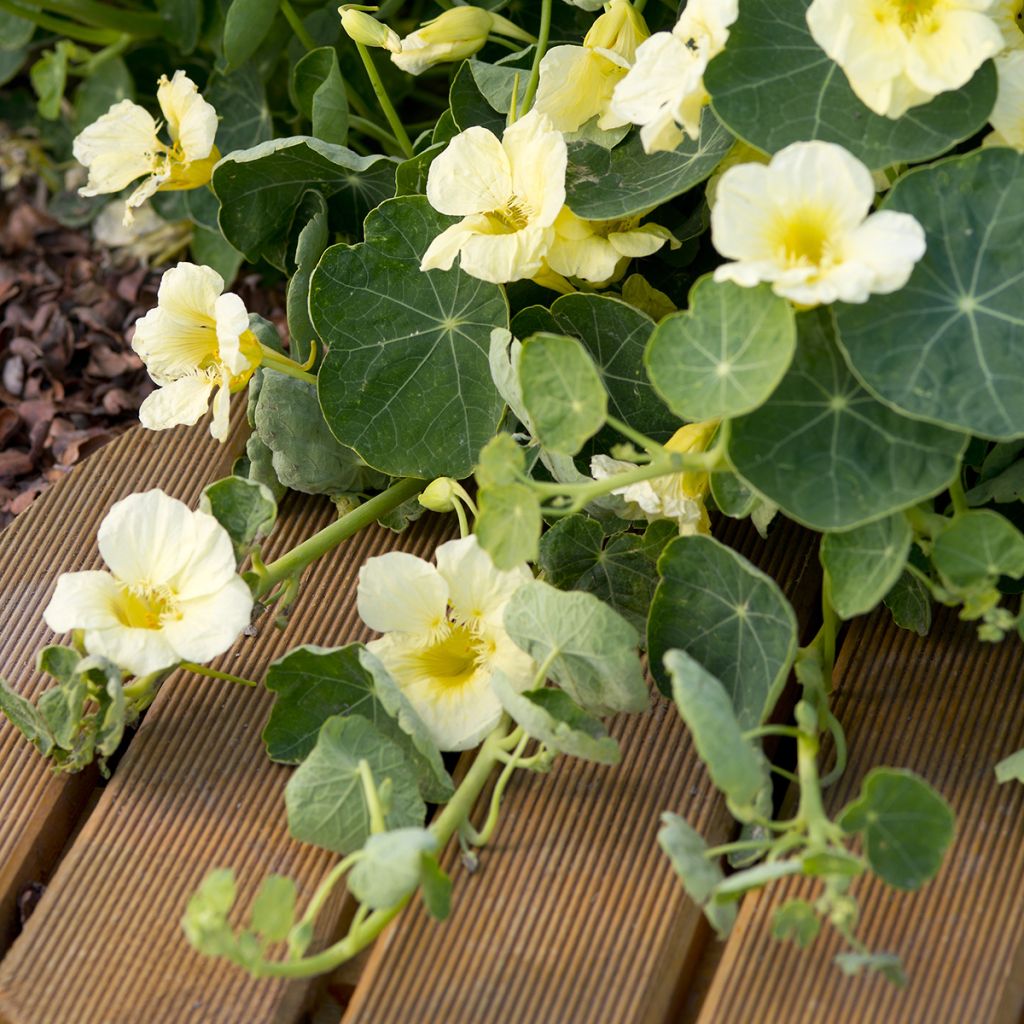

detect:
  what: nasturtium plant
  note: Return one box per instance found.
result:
[6,0,1021,994]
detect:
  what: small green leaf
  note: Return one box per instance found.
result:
[347,828,437,910]
[491,671,620,764]
[205,66,273,153]
[995,748,1024,785]
[200,475,277,561]
[37,645,82,685]
[834,951,906,986]
[157,0,201,53]
[285,715,426,855]
[932,510,1024,588]
[663,649,771,821]
[519,333,607,456]
[285,192,329,366]
[838,768,954,891]
[224,0,279,68]
[658,812,736,939]
[0,677,49,753]
[475,483,541,571]
[420,853,452,920]
[181,868,238,958]
[292,47,348,145]
[504,580,646,715]
[772,900,821,948]
[645,277,796,422]
[31,42,74,120]
[821,514,913,620]
[883,571,932,637]
[251,875,296,942]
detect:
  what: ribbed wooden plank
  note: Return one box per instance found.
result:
[0,422,238,954]
[696,607,1024,1024]
[0,432,457,1022]
[342,515,822,1024]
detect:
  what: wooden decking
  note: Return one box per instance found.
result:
[0,423,1021,1024]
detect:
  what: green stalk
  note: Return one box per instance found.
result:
[258,345,318,385]
[948,474,970,518]
[35,0,161,35]
[178,662,257,688]
[348,114,403,153]
[280,0,317,50]
[253,477,426,600]
[519,0,552,114]
[354,41,414,158]
[0,0,120,43]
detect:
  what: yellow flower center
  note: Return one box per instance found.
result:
[484,197,532,233]
[114,583,179,630]
[882,0,939,32]
[772,206,836,269]
[411,623,485,689]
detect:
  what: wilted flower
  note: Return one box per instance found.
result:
[132,262,260,442]
[43,490,253,677]
[610,0,738,152]
[391,6,533,75]
[710,141,927,306]
[986,50,1024,148]
[357,536,535,751]
[806,0,1003,119]
[73,70,218,224]
[534,0,649,133]
[421,110,567,284]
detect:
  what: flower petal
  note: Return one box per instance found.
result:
[43,571,123,633]
[435,535,530,629]
[161,578,253,664]
[504,111,567,227]
[73,99,161,196]
[84,625,180,677]
[138,373,214,431]
[157,70,218,162]
[427,126,513,216]
[214,292,251,374]
[357,552,449,638]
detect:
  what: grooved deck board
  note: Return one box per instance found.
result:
[695,607,1024,1024]
[341,515,822,1024]
[0,424,457,1023]
[0,422,238,954]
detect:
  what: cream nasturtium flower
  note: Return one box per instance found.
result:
[806,0,1004,119]
[422,110,567,284]
[43,490,253,677]
[534,0,649,133]
[391,6,533,75]
[986,50,1024,147]
[546,207,675,284]
[711,141,926,306]
[73,70,218,223]
[357,536,535,751]
[610,0,738,152]
[132,263,261,442]
[591,421,719,535]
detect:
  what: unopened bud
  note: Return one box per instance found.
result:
[339,7,401,52]
[392,6,532,75]
[583,0,649,63]
[418,477,459,513]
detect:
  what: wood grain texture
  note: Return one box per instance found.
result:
[0,422,238,955]
[341,515,822,1024]
[696,607,1024,1024]
[0,423,457,1024]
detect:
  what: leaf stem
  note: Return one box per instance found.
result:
[520,0,552,114]
[358,759,387,834]
[297,852,361,932]
[0,0,119,43]
[704,838,771,859]
[179,662,258,688]
[35,0,160,35]
[354,41,414,158]
[349,114,403,153]
[606,413,664,455]
[280,0,317,51]
[259,346,318,385]
[948,475,970,518]
[467,732,530,846]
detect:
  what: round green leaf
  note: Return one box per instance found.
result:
[565,107,733,220]
[705,0,996,168]
[647,534,797,726]
[835,148,1024,440]
[931,509,1024,588]
[199,475,277,561]
[820,513,913,620]
[645,277,795,421]
[313,196,508,479]
[730,310,966,531]
[347,828,437,910]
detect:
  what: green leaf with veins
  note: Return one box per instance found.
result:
[205,66,273,153]
[647,535,797,725]
[503,580,647,715]
[965,459,1024,506]
[313,196,508,479]
[285,714,426,855]
[658,812,736,938]
[931,509,1024,588]
[663,649,772,821]
[820,514,913,620]
[347,828,437,910]
[883,570,932,636]
[491,671,620,764]
[730,310,966,531]
[475,483,541,570]
[519,333,607,456]
[704,0,996,168]
[285,191,329,366]
[838,768,954,891]
[564,108,732,220]
[200,475,277,562]
[835,149,1024,440]
[645,277,795,422]
[291,46,348,145]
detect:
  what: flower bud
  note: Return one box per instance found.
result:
[418,477,459,513]
[583,0,649,63]
[392,6,532,75]
[339,7,401,52]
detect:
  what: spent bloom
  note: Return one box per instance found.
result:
[391,6,533,75]
[534,0,650,134]
[986,50,1024,148]
[422,110,567,284]
[73,70,218,223]
[710,141,927,306]
[43,490,253,677]
[806,0,1003,119]
[591,421,719,535]
[357,536,535,751]
[610,0,738,152]
[132,262,261,443]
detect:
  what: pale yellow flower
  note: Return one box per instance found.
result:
[534,0,649,133]
[73,70,219,223]
[992,0,1024,46]
[710,141,926,306]
[132,262,260,442]
[43,490,253,677]
[422,110,567,284]
[610,0,738,152]
[986,50,1024,147]
[546,207,674,284]
[591,421,719,534]
[806,0,1003,119]
[357,536,535,751]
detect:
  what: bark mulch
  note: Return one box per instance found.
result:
[0,180,284,530]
